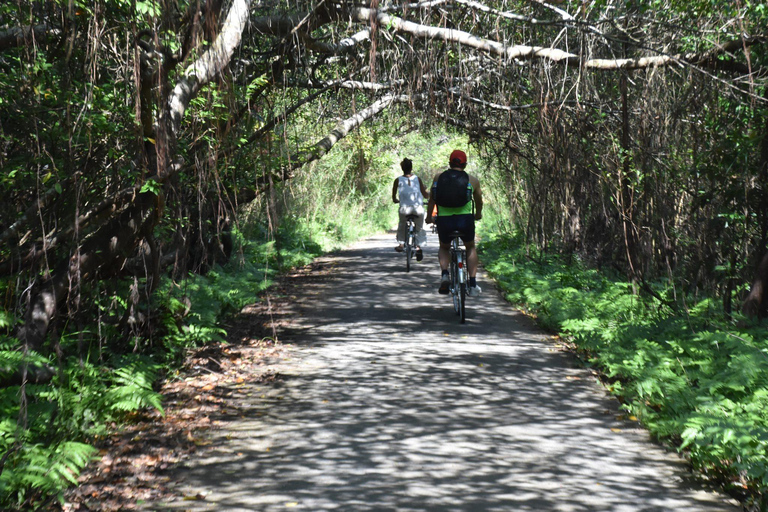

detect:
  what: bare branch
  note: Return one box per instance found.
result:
[453,0,560,25]
[254,93,416,194]
[0,25,60,50]
[301,29,370,54]
[381,0,450,13]
[169,0,253,134]
[528,0,574,21]
[441,85,607,112]
[342,6,766,72]
[289,78,396,90]
[288,94,411,171]
[0,182,66,246]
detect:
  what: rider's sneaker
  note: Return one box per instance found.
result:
[468,284,482,297]
[416,248,424,262]
[438,275,450,294]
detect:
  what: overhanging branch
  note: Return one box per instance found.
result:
[289,93,411,170]
[254,94,413,192]
[169,0,253,134]
[342,6,766,72]
[0,25,61,50]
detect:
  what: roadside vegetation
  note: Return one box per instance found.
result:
[0,126,456,509]
[479,229,768,508]
[2,0,767,509]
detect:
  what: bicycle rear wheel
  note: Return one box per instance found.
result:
[406,223,416,272]
[459,282,466,323]
[405,243,411,272]
[451,260,460,315]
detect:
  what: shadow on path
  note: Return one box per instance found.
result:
[158,232,738,512]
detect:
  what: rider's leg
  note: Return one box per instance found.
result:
[435,216,452,293]
[464,240,478,278]
[438,242,451,271]
[413,206,426,249]
[464,238,481,295]
[395,208,407,250]
[437,242,451,293]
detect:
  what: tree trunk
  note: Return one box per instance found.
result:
[743,251,768,319]
[18,193,159,351]
[742,90,768,319]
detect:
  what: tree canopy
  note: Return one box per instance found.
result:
[1,0,766,348]
[2,0,768,505]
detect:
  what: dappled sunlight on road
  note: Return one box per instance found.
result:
[163,232,737,512]
[281,231,526,340]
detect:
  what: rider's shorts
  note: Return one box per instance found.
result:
[436,214,475,245]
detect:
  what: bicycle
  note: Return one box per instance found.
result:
[448,231,467,323]
[403,214,419,272]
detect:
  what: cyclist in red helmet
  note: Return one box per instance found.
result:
[426,149,483,296]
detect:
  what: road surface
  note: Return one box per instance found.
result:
[158,231,738,511]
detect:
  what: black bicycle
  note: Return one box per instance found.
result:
[404,214,419,272]
[448,231,467,323]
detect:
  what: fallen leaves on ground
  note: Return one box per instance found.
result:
[51,259,326,511]
[53,338,288,511]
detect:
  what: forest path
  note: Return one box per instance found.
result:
[158,230,738,511]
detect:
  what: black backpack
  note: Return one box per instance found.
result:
[433,169,471,208]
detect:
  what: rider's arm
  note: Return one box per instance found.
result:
[392,178,399,203]
[426,177,437,224]
[471,176,483,220]
[426,196,435,224]
[418,175,429,199]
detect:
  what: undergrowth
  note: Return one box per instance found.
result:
[480,231,768,509]
[0,214,387,509]
[0,128,428,509]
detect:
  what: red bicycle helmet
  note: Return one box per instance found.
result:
[450,149,467,166]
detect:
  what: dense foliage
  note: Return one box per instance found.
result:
[481,230,768,507]
[0,151,393,508]
[1,0,767,508]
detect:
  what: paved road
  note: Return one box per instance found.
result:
[159,231,738,511]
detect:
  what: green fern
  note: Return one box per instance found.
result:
[0,441,97,506]
[103,355,164,416]
[480,230,768,499]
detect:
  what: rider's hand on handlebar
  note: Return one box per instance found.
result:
[475,212,482,221]
[393,198,399,204]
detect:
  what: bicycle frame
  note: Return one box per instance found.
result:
[449,233,467,323]
[404,215,418,272]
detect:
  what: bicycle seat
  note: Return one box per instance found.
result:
[449,230,466,238]
[406,214,420,221]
